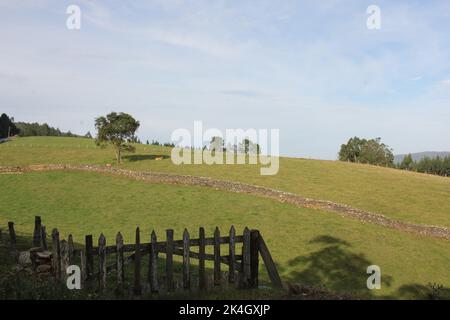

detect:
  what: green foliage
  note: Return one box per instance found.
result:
[0,113,20,138]
[95,112,140,163]
[339,137,394,167]
[399,156,450,177]
[15,121,77,138]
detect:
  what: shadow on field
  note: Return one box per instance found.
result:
[123,154,170,162]
[284,235,394,299]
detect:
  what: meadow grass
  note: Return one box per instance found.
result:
[1,170,449,299]
[1,136,450,228]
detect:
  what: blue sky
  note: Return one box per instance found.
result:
[1,0,450,159]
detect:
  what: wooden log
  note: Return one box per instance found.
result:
[33,216,42,247]
[182,228,190,289]
[214,227,221,286]
[116,232,124,292]
[241,227,251,288]
[166,229,174,292]
[68,234,74,264]
[8,222,16,247]
[228,226,236,284]
[250,230,260,288]
[258,235,283,289]
[40,225,48,250]
[85,235,94,280]
[133,227,142,295]
[149,230,158,293]
[198,227,206,290]
[98,234,106,291]
[51,228,61,280]
[60,240,69,281]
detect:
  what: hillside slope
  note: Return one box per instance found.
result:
[1,136,450,228]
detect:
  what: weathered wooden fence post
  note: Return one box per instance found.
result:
[228,226,236,284]
[240,227,251,288]
[40,226,48,250]
[182,228,190,290]
[68,234,74,264]
[98,234,106,291]
[249,230,260,288]
[149,230,158,293]
[214,227,221,286]
[116,232,124,292]
[133,227,142,295]
[60,240,69,282]
[80,250,87,289]
[166,229,174,292]
[8,221,16,247]
[51,228,61,280]
[33,216,42,247]
[85,235,94,281]
[198,227,206,290]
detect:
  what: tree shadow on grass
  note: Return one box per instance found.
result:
[284,235,393,299]
[122,154,170,162]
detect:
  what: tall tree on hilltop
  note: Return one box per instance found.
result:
[95,112,140,164]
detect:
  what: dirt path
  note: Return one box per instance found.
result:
[2,164,450,241]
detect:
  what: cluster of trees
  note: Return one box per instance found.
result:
[339,137,394,167]
[0,113,81,138]
[0,113,20,138]
[146,140,175,147]
[15,122,79,137]
[398,154,450,177]
[208,136,261,155]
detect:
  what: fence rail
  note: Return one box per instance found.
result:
[3,216,283,295]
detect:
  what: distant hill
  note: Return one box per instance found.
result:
[394,151,450,164]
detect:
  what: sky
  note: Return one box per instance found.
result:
[1,0,450,159]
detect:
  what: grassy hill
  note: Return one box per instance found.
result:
[1,136,450,228]
[1,136,449,299]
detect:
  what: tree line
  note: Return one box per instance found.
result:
[397,154,450,177]
[0,113,81,138]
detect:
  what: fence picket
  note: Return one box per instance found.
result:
[133,227,142,295]
[198,227,206,290]
[214,227,221,286]
[183,229,190,289]
[8,222,16,247]
[60,240,69,281]
[250,230,260,288]
[116,232,124,292]
[33,216,42,247]
[228,226,236,284]
[51,229,61,280]
[98,234,106,291]
[68,234,74,264]
[241,227,251,288]
[85,235,94,280]
[166,229,174,292]
[41,226,48,250]
[149,230,158,293]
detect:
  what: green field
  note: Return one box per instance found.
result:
[1,136,450,299]
[1,136,450,228]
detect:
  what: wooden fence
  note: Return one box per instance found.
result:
[4,216,283,294]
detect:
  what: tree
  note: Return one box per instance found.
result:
[84,131,92,139]
[95,112,140,164]
[338,137,365,163]
[238,138,260,155]
[339,137,394,167]
[0,113,20,138]
[209,136,224,152]
[399,154,414,171]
